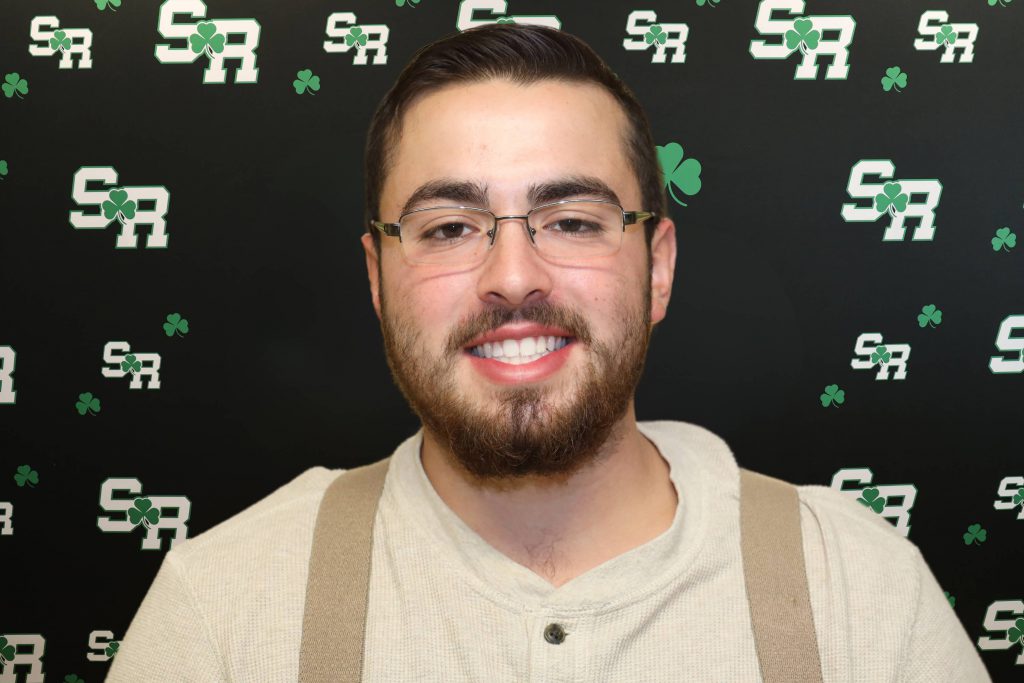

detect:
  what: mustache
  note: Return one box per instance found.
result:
[454,302,590,350]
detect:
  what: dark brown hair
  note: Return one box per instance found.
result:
[363,23,667,261]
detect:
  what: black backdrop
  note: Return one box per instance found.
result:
[1,0,1022,680]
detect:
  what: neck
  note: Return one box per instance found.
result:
[419,413,679,587]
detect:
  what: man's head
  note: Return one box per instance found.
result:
[360,24,677,490]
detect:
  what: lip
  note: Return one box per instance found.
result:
[463,323,576,349]
[463,338,575,385]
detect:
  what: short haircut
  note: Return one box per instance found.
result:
[363,23,667,261]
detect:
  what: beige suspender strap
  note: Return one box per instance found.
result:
[298,456,392,683]
[739,467,824,682]
[297,459,822,682]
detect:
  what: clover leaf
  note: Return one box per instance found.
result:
[396,0,421,6]
[962,523,986,546]
[917,304,942,328]
[0,636,16,662]
[1013,490,1024,507]
[2,73,28,99]
[121,354,142,374]
[105,641,119,658]
[64,675,85,683]
[346,26,368,47]
[95,0,122,9]
[874,182,909,216]
[50,30,72,53]
[1005,618,1024,647]
[988,0,1013,6]
[102,188,136,223]
[935,24,958,45]
[857,487,886,513]
[870,345,891,365]
[128,497,161,528]
[944,591,956,608]
[819,384,845,408]
[76,392,101,416]
[163,312,190,337]
[495,16,516,23]
[657,142,702,206]
[992,226,1016,252]
[785,17,820,55]
[881,66,907,93]
[645,25,667,45]
[14,464,39,488]
[696,0,722,6]
[189,21,226,58]
[293,69,320,95]
[0,160,7,179]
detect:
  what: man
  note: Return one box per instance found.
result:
[107,23,990,682]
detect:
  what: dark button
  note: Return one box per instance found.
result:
[543,623,566,644]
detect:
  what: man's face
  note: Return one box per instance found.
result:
[362,78,674,489]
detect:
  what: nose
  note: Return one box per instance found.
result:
[475,215,553,307]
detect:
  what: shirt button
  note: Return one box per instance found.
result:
[543,623,566,644]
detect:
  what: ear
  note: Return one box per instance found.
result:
[361,232,382,322]
[649,217,676,326]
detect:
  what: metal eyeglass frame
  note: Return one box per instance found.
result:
[368,198,658,264]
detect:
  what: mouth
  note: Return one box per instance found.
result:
[462,335,577,365]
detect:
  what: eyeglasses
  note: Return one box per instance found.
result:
[369,199,657,267]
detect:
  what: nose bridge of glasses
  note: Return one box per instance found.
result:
[490,213,537,246]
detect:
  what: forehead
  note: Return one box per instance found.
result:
[381,78,638,217]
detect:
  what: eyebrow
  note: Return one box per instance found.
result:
[398,174,622,216]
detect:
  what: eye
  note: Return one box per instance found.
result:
[422,221,474,241]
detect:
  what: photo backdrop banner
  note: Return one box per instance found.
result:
[1,0,1022,680]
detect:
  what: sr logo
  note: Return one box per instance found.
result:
[977,600,1024,665]
[989,315,1024,374]
[993,475,1024,520]
[749,0,855,80]
[154,0,261,84]
[850,332,911,380]
[0,345,15,404]
[841,160,942,242]
[324,13,389,65]
[97,477,191,550]
[69,167,171,249]
[830,467,917,537]
[102,341,162,390]
[29,16,93,69]
[622,11,688,64]
[456,0,560,31]
[913,11,978,64]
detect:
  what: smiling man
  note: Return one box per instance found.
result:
[107,23,990,683]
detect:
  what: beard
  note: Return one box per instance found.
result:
[378,270,652,491]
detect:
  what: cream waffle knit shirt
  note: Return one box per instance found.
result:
[106,420,991,682]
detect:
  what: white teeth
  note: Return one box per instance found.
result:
[470,336,570,361]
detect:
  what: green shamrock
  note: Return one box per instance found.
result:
[857,487,886,513]
[917,304,942,328]
[785,18,820,55]
[395,0,421,6]
[988,0,1013,5]
[293,69,320,95]
[935,24,958,45]
[944,591,956,608]
[14,464,39,488]
[95,0,122,9]
[962,523,987,546]
[881,66,907,93]
[870,345,891,365]
[76,392,101,416]
[164,312,190,337]
[495,16,516,23]
[1013,490,1023,507]
[50,30,72,52]
[645,25,667,45]
[3,73,29,99]
[657,142,702,206]
[189,21,226,58]
[128,498,160,528]
[1009,618,1024,644]
[346,27,368,47]
[0,159,7,179]
[696,0,722,6]
[819,384,845,407]
[0,636,16,662]
[992,226,1017,252]
[102,188,137,223]
[105,641,119,658]
[874,182,909,216]
[121,354,142,374]
[64,675,85,683]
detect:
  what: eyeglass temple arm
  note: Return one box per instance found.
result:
[624,211,657,227]
[369,219,402,238]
